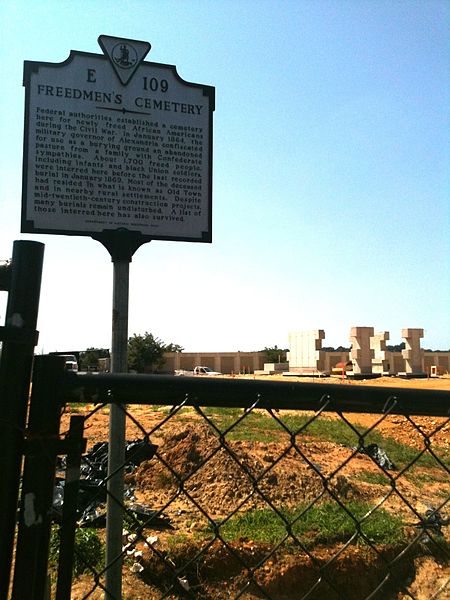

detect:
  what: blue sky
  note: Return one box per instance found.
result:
[0,0,448,352]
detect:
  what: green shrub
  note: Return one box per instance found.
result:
[49,526,105,577]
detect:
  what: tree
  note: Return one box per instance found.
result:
[263,345,288,363]
[164,343,184,353]
[79,347,110,371]
[127,332,184,373]
[386,343,405,352]
[322,346,351,352]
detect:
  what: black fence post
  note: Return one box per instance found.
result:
[11,354,66,600]
[56,415,86,600]
[0,240,44,600]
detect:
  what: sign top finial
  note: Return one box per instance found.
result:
[98,35,151,85]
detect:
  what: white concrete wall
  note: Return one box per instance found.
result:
[163,351,265,374]
[288,330,326,370]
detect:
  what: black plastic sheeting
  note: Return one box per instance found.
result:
[414,509,450,536]
[356,443,397,471]
[53,439,170,528]
[77,439,158,480]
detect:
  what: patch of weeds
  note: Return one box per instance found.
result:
[283,414,360,447]
[215,501,405,548]
[215,508,287,545]
[293,501,406,547]
[166,533,190,550]
[229,413,284,442]
[203,407,243,418]
[405,468,450,488]
[198,408,449,470]
[353,470,391,486]
[281,415,448,470]
[49,526,105,577]
[202,407,248,428]
[156,470,176,487]
[201,408,283,442]
[153,405,192,416]
[148,405,170,413]
[226,421,282,443]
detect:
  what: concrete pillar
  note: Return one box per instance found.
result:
[349,327,374,374]
[370,331,391,374]
[401,328,425,374]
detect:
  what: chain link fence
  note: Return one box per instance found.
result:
[50,375,450,599]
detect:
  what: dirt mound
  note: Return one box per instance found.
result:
[131,424,338,517]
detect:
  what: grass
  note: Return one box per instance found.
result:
[166,533,190,549]
[213,501,406,548]
[156,470,176,487]
[202,408,280,442]
[65,402,83,413]
[201,408,448,470]
[353,471,391,486]
[405,467,450,488]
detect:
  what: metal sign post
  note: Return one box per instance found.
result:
[95,232,144,599]
[108,257,129,600]
[21,35,214,599]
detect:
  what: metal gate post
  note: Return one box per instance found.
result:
[55,415,86,600]
[11,354,66,600]
[0,240,44,600]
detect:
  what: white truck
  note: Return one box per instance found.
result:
[175,365,222,376]
[59,354,79,372]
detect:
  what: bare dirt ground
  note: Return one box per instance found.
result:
[65,375,450,599]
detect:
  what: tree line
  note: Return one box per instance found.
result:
[78,332,183,373]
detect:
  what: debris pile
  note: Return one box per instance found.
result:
[53,439,169,527]
[356,443,397,471]
[413,508,450,537]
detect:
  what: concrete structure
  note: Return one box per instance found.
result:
[423,352,450,374]
[161,347,448,377]
[370,331,393,375]
[287,330,327,374]
[349,327,374,375]
[255,362,290,376]
[324,352,353,372]
[88,340,450,377]
[401,328,425,376]
[162,351,265,374]
[286,327,448,378]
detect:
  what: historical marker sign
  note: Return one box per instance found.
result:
[21,36,215,242]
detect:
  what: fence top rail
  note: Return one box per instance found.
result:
[63,373,450,417]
